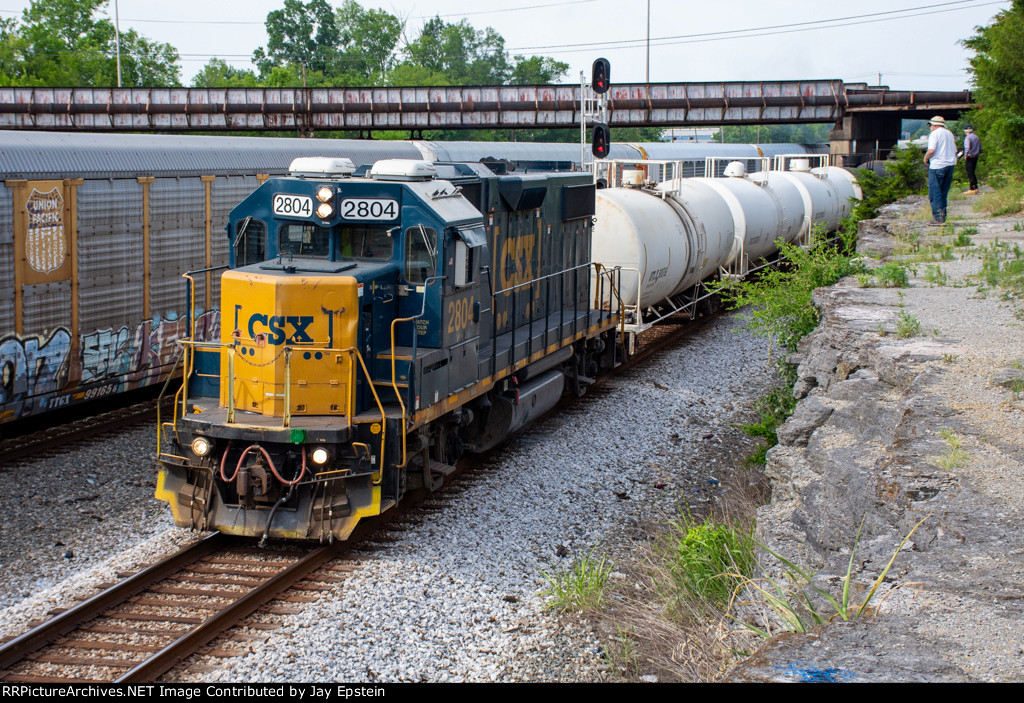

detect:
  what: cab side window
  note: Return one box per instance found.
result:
[404,226,437,284]
[235,219,266,266]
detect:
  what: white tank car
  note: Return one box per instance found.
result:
[591,161,860,324]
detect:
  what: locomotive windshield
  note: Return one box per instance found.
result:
[279,224,331,258]
[275,223,395,262]
[338,224,393,261]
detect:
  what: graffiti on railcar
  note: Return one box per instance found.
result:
[0,328,73,419]
[81,310,221,385]
[0,309,221,422]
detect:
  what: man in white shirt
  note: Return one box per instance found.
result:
[923,115,957,224]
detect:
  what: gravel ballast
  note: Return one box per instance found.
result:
[0,313,777,681]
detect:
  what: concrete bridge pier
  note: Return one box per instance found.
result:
[830,113,902,166]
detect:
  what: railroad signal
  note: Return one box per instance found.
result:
[592,123,611,159]
[592,58,610,94]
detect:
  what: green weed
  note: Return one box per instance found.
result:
[924,265,948,286]
[662,514,756,609]
[875,262,911,288]
[942,353,958,363]
[541,549,613,613]
[729,517,928,639]
[953,231,974,247]
[739,384,798,465]
[895,311,920,338]
[707,235,864,352]
[604,625,641,677]
[936,429,968,469]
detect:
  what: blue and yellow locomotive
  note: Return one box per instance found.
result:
[155,157,623,542]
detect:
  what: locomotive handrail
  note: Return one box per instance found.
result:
[155,351,184,457]
[170,338,387,482]
[389,275,445,471]
[490,261,622,376]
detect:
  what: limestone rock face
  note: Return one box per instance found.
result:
[730,197,1024,683]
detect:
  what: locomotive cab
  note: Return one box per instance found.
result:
[155,157,620,543]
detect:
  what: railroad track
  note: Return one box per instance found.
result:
[0,397,172,467]
[0,311,718,683]
[0,532,351,683]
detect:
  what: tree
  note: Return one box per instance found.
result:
[192,58,259,88]
[402,18,511,85]
[1,0,180,87]
[962,0,1024,173]
[509,55,568,85]
[721,124,831,144]
[254,0,339,80]
[333,0,402,83]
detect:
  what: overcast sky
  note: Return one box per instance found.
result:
[0,0,1012,90]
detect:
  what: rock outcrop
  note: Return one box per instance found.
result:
[729,197,1024,682]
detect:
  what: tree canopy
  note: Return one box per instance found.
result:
[962,0,1024,172]
[1,0,180,87]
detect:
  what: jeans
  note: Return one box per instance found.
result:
[928,165,954,222]
[965,157,978,190]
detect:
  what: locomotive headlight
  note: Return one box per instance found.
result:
[316,202,333,219]
[191,436,212,457]
[311,447,330,465]
[316,186,334,203]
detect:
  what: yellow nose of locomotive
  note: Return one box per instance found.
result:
[220,270,360,418]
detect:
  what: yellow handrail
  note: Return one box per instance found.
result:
[389,314,414,469]
[170,338,388,483]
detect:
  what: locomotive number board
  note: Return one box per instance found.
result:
[273,194,313,217]
[341,198,399,221]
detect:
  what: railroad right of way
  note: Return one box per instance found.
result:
[730,194,1024,683]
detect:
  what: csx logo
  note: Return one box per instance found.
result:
[247,314,315,345]
[499,233,535,290]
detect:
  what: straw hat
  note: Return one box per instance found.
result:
[929,116,946,126]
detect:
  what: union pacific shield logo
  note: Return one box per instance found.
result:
[24,187,66,274]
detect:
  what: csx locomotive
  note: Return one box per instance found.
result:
[155,157,623,542]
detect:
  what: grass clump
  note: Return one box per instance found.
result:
[973,179,1024,216]
[924,265,948,286]
[976,240,1024,295]
[730,517,928,640]
[895,311,921,338]
[739,384,798,465]
[936,429,969,470]
[875,262,911,287]
[954,230,975,247]
[662,514,756,610]
[541,549,612,613]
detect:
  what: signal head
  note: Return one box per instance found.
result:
[592,123,611,159]
[592,58,611,95]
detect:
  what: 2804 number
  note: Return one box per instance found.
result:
[447,296,476,334]
[272,194,313,217]
[341,198,398,221]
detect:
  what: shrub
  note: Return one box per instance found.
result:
[662,514,756,609]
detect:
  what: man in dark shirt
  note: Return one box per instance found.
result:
[962,125,981,195]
